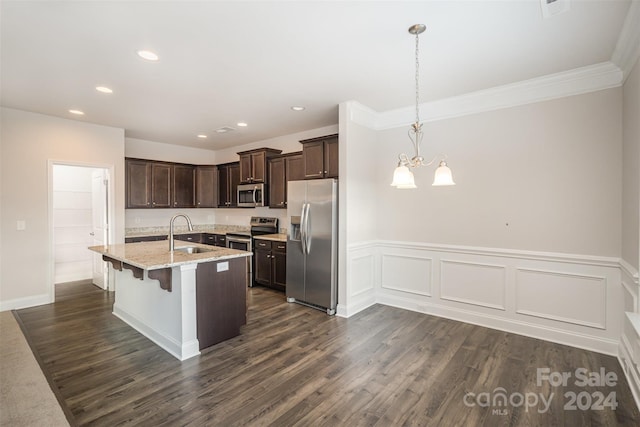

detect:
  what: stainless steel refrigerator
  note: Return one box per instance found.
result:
[286,178,338,315]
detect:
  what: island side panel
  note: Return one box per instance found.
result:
[196,257,248,349]
[112,264,200,361]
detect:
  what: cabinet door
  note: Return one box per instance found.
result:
[239,154,252,183]
[272,244,287,291]
[172,164,195,208]
[302,140,325,179]
[228,163,240,207]
[126,159,152,208]
[268,157,286,208]
[286,153,304,182]
[324,136,339,178]
[151,163,172,208]
[254,247,272,286]
[217,165,229,207]
[251,152,266,183]
[196,166,217,208]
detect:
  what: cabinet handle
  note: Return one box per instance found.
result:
[324,171,327,174]
[318,171,322,174]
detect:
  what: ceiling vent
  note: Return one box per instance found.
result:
[215,126,235,133]
[540,0,571,19]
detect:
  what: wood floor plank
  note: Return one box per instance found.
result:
[14,282,640,426]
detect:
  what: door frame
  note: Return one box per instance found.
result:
[47,160,116,301]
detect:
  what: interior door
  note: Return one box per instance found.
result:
[91,169,109,289]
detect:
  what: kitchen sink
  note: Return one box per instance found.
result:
[174,246,214,254]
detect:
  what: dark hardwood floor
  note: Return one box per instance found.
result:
[15,281,640,426]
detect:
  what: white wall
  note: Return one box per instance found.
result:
[0,108,125,310]
[213,125,338,164]
[337,102,378,316]
[622,56,640,274]
[375,88,623,257]
[53,165,97,283]
[125,137,217,164]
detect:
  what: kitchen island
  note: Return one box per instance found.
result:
[89,240,252,361]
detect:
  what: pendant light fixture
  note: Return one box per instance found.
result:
[391,24,455,189]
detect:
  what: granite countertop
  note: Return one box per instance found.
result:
[89,240,251,271]
[254,233,287,242]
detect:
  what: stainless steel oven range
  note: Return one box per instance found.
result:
[226,216,278,287]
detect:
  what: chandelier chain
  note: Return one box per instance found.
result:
[414,30,420,125]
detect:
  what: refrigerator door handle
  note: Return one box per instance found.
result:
[300,203,308,255]
[304,202,312,254]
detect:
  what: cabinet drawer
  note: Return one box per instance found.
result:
[255,240,272,250]
[273,242,287,252]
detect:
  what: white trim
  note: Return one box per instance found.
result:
[621,258,640,286]
[514,268,607,330]
[113,304,200,361]
[0,293,52,312]
[377,240,621,268]
[374,62,622,130]
[611,0,640,81]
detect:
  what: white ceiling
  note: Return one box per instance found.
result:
[0,0,632,150]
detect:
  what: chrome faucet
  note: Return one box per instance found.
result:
[169,213,194,251]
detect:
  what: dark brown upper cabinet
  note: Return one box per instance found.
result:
[125,158,174,208]
[218,162,240,208]
[269,152,303,208]
[300,134,338,179]
[238,148,282,184]
[195,165,218,208]
[172,164,195,208]
[126,159,152,208]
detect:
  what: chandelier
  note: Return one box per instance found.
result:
[391,24,455,189]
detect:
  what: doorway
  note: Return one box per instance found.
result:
[51,163,111,294]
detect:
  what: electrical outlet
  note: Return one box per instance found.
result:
[217,262,229,272]
[16,220,26,231]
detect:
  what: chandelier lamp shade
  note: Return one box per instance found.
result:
[390,24,455,189]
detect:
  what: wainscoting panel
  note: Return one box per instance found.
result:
[349,253,375,297]
[440,260,506,311]
[515,268,607,329]
[619,260,640,409]
[381,253,432,297]
[372,241,623,355]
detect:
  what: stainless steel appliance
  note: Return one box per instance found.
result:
[226,216,278,287]
[237,183,265,207]
[286,179,338,315]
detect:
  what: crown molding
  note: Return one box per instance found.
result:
[373,62,623,130]
[612,0,640,81]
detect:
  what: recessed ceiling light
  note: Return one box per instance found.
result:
[291,106,305,111]
[197,134,207,139]
[137,50,159,61]
[237,122,248,127]
[95,86,113,94]
[69,109,85,115]
[215,127,235,133]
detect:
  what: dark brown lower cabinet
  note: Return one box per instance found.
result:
[195,257,247,349]
[254,239,286,291]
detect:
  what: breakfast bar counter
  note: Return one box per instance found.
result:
[89,241,252,361]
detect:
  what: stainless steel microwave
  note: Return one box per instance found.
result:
[237,183,265,207]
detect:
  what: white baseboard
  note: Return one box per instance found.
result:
[113,304,200,361]
[336,289,376,318]
[0,293,52,312]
